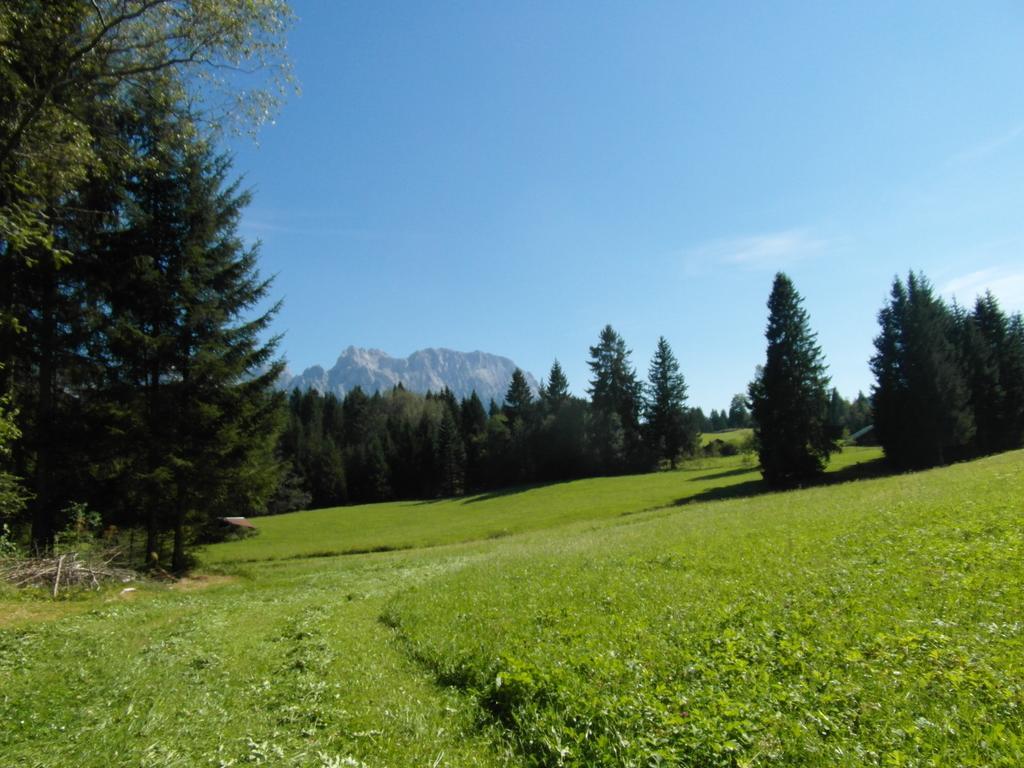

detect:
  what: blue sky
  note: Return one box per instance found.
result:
[231,1,1024,411]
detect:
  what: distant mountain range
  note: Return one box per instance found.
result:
[278,347,539,404]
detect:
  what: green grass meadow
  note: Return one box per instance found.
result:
[3,447,1023,767]
[700,428,753,448]
[205,446,879,564]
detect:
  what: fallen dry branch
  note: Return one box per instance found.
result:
[0,550,138,595]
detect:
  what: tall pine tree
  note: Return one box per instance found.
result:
[99,100,284,570]
[643,336,693,468]
[870,272,973,469]
[958,292,1022,454]
[503,368,534,425]
[436,407,466,497]
[748,273,837,486]
[459,391,488,490]
[1005,313,1024,448]
[727,393,751,428]
[540,360,570,413]
[587,325,643,472]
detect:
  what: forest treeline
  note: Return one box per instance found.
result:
[275,335,874,509]
[275,268,1024,509]
[744,271,1024,487]
[871,273,1024,468]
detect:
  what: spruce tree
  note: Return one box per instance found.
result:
[436,407,466,496]
[1004,313,1024,448]
[500,369,534,481]
[438,387,460,424]
[690,406,709,433]
[365,436,392,502]
[412,410,438,498]
[962,292,1019,454]
[503,368,534,425]
[643,336,692,468]
[748,273,837,486]
[727,393,751,428]
[870,272,973,469]
[540,360,571,412]
[708,409,726,432]
[8,191,101,546]
[460,391,488,438]
[99,102,284,570]
[459,391,487,489]
[846,392,872,434]
[587,325,643,471]
[827,388,850,435]
[166,151,285,569]
[308,438,346,508]
[342,387,371,447]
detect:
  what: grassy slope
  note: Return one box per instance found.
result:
[387,451,1024,766]
[2,447,1021,767]
[206,446,880,563]
[700,428,753,447]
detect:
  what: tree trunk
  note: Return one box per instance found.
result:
[29,259,57,549]
[171,479,187,573]
[145,505,160,565]
[145,319,163,563]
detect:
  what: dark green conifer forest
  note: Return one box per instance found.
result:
[871,272,1024,470]
[0,0,292,568]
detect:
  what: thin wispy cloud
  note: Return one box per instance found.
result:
[942,266,1024,311]
[241,217,381,238]
[240,209,436,243]
[949,122,1024,165]
[684,229,829,271]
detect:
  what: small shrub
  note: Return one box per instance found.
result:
[0,522,21,559]
[703,438,739,457]
[54,501,103,554]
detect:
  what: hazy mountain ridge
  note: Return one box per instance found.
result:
[280,346,539,403]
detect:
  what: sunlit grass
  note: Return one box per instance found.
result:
[700,427,753,447]
[205,446,881,564]
[4,446,1019,767]
[387,450,1024,766]
[0,552,516,768]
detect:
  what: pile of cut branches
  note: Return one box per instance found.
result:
[0,550,137,596]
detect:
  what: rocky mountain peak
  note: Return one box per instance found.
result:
[280,347,539,404]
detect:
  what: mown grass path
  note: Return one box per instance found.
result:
[0,551,517,767]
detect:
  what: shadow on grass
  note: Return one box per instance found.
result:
[673,456,895,507]
[461,479,571,505]
[826,457,892,483]
[689,465,759,482]
[673,479,767,506]
[403,482,555,506]
[219,543,415,565]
